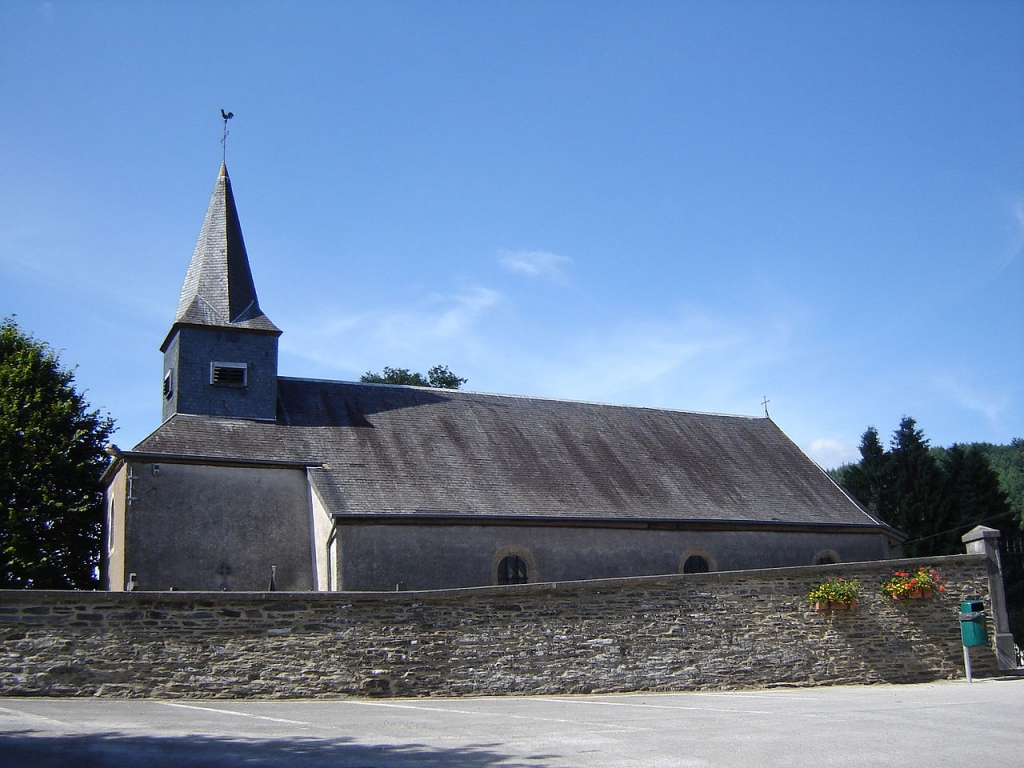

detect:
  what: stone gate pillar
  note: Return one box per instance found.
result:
[962,525,1017,670]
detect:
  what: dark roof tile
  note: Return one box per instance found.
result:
[164,164,279,347]
[133,378,882,528]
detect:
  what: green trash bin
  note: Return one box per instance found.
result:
[959,600,988,647]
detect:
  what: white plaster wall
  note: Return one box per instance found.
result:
[307,476,334,591]
[103,463,128,591]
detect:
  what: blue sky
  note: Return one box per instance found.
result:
[2,1,1022,468]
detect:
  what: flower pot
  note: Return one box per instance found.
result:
[814,599,857,611]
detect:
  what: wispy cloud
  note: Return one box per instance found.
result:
[807,438,859,469]
[498,249,572,281]
[366,286,500,345]
[281,285,501,375]
[540,315,743,404]
[432,286,501,336]
[283,280,815,434]
[484,302,803,419]
[0,244,169,325]
[933,374,1012,428]
[997,199,1024,274]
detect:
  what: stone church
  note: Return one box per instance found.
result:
[102,164,902,592]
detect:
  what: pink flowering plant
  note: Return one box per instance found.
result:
[880,567,947,600]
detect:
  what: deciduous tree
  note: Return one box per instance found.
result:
[360,364,467,389]
[0,318,114,588]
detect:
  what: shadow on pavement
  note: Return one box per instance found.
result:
[0,729,560,768]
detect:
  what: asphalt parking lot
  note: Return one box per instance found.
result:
[1,678,1021,767]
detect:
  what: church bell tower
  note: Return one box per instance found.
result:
[160,163,281,423]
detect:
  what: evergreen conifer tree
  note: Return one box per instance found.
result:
[887,417,945,556]
[938,444,1012,550]
[834,418,1014,558]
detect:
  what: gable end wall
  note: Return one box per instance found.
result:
[113,461,313,591]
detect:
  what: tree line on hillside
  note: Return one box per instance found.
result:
[973,440,1024,528]
[830,418,1022,557]
[830,419,1024,646]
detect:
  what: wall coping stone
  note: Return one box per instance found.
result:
[0,552,985,605]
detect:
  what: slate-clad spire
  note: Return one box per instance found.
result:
[160,163,280,423]
[172,163,280,335]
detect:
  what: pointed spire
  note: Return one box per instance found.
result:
[170,164,280,337]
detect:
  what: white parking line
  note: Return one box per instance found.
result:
[0,705,68,726]
[156,701,312,726]
[336,699,609,726]
[158,698,611,730]
[539,697,772,714]
[676,691,820,700]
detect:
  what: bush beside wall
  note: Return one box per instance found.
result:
[0,554,998,699]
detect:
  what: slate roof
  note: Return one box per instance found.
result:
[163,163,280,348]
[133,378,886,529]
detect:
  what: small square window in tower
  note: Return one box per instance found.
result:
[211,361,247,387]
[163,370,174,400]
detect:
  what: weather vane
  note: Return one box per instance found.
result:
[220,109,234,163]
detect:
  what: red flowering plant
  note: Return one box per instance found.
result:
[880,567,947,600]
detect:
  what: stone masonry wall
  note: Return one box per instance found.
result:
[0,554,999,699]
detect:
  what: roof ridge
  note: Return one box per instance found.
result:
[276,375,762,420]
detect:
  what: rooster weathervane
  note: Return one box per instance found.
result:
[220,109,234,162]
